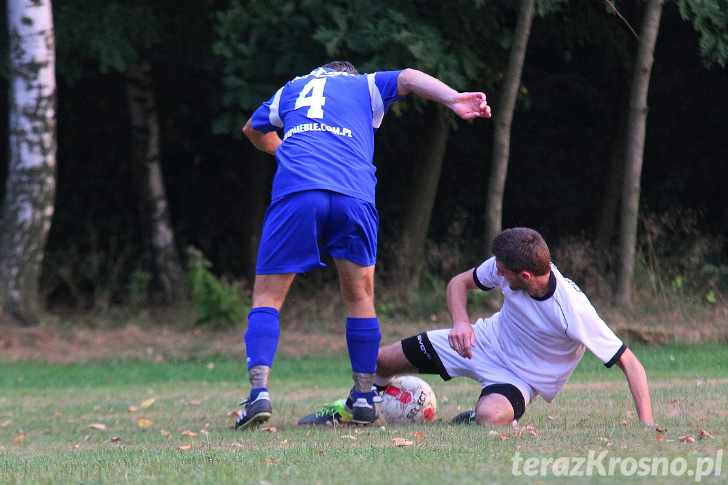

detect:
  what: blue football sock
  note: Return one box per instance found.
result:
[245,307,280,369]
[346,317,381,375]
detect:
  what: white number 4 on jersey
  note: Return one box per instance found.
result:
[295,78,326,119]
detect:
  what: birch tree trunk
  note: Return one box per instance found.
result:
[616,0,664,306]
[0,0,57,326]
[484,0,535,246]
[126,59,184,303]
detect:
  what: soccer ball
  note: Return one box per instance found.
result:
[380,376,437,424]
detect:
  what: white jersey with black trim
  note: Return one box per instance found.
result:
[473,257,625,402]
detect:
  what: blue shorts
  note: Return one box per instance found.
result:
[255,190,379,274]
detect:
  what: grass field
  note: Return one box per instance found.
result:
[1,342,726,484]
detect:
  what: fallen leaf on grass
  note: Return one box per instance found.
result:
[126,406,139,413]
[260,427,276,433]
[655,427,667,433]
[182,430,197,436]
[341,435,357,440]
[229,409,242,418]
[392,438,413,447]
[678,435,695,443]
[1,420,13,427]
[412,432,426,439]
[499,433,508,441]
[665,400,680,418]
[656,436,665,441]
[109,437,121,443]
[137,419,155,427]
[89,423,107,431]
[177,445,192,451]
[141,398,156,408]
[160,430,172,438]
[264,459,275,465]
[13,435,25,444]
[699,429,713,439]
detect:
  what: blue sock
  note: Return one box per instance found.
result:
[245,307,280,369]
[250,387,268,401]
[346,317,381,375]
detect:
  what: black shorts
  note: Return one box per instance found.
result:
[401,333,527,420]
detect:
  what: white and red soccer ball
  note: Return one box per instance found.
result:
[380,376,437,424]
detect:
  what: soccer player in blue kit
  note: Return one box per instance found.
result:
[236,61,491,429]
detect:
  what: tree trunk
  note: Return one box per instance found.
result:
[484,0,535,246]
[0,0,57,327]
[126,59,184,303]
[394,106,449,290]
[595,81,631,257]
[244,149,272,281]
[616,0,664,306]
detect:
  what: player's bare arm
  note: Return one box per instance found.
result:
[615,348,655,425]
[396,69,492,120]
[243,118,282,155]
[446,269,478,359]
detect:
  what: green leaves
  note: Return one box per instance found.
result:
[186,247,250,327]
[679,0,728,67]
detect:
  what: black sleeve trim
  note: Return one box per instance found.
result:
[472,267,493,292]
[604,344,627,368]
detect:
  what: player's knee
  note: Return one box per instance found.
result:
[475,394,515,426]
[475,409,514,426]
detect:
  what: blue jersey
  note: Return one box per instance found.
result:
[249,68,403,204]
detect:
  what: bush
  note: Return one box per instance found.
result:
[186,247,250,327]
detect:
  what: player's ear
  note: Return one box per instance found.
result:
[519,271,533,281]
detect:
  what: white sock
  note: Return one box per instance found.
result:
[373,374,394,390]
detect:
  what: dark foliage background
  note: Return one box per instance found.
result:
[0,2,726,312]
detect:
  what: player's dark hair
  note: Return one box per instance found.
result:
[491,227,551,276]
[322,60,359,74]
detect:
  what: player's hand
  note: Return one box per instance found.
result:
[451,92,491,120]
[448,321,476,359]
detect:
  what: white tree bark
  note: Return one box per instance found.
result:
[0,0,57,326]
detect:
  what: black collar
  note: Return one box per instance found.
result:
[531,272,556,301]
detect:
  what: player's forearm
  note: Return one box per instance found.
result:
[617,349,654,425]
[243,118,281,155]
[446,271,473,325]
[397,69,490,120]
[396,69,458,107]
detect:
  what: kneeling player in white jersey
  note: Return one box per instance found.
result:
[299,227,654,426]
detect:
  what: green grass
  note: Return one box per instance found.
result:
[2,343,726,484]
